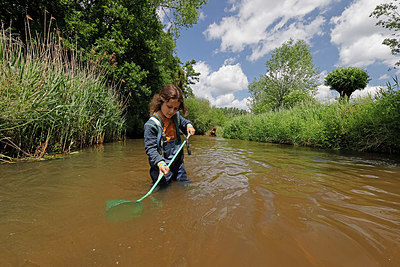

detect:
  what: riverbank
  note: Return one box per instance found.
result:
[222,89,400,154]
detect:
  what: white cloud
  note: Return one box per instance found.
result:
[204,0,332,61]
[208,64,248,94]
[190,61,212,100]
[157,7,172,30]
[379,74,390,80]
[199,11,206,21]
[315,84,384,103]
[315,85,339,103]
[248,15,326,61]
[351,85,382,99]
[318,70,328,84]
[214,93,235,106]
[224,56,239,65]
[330,0,399,67]
[232,97,251,110]
[191,61,249,109]
[214,94,250,110]
[203,0,400,68]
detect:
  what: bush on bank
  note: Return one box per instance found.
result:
[185,98,226,135]
[0,29,125,160]
[222,89,400,154]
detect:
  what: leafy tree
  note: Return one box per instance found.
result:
[60,0,169,136]
[248,75,270,113]
[153,0,208,36]
[0,0,72,40]
[173,59,200,97]
[185,97,212,134]
[248,39,319,113]
[370,0,400,67]
[1,0,206,137]
[324,66,371,100]
[221,107,248,117]
[185,97,230,134]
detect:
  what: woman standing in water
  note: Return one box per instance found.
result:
[144,84,195,185]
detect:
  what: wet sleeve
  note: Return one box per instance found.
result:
[144,123,165,167]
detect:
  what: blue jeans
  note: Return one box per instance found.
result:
[149,160,189,184]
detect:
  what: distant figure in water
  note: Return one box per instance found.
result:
[210,127,217,137]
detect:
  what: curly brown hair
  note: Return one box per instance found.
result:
[149,84,187,117]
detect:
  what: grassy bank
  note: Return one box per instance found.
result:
[223,89,400,154]
[0,29,125,161]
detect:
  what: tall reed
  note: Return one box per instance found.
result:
[0,27,125,160]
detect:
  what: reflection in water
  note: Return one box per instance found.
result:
[0,136,399,266]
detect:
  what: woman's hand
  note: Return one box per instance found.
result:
[187,127,195,136]
[159,164,170,176]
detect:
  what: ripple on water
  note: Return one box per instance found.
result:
[1,136,400,266]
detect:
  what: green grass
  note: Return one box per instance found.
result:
[0,28,125,160]
[223,92,400,154]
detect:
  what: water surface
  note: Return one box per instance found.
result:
[1,136,399,266]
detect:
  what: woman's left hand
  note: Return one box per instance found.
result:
[187,127,195,136]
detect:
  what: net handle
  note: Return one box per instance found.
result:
[136,133,191,202]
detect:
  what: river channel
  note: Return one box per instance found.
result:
[0,136,399,266]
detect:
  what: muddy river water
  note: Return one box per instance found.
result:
[0,136,399,266]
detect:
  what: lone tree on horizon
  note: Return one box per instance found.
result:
[248,39,319,113]
[324,66,371,100]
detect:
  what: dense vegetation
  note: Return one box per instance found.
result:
[185,98,247,135]
[223,85,400,154]
[0,0,206,137]
[0,0,207,160]
[0,28,125,160]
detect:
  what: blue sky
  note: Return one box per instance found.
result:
[174,0,400,109]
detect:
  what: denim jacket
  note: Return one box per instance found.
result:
[144,112,193,168]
